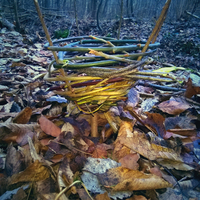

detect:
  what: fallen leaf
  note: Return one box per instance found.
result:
[95,192,111,200]
[126,195,148,200]
[149,166,162,177]
[185,78,200,98]
[8,160,50,188]
[167,129,197,137]
[97,166,172,191]
[38,115,61,137]
[126,88,139,108]
[5,144,24,176]
[157,97,190,115]
[119,153,140,170]
[13,107,32,124]
[143,112,166,138]
[165,116,196,130]
[11,187,27,200]
[113,121,191,170]
[92,144,109,158]
[10,62,26,67]
[0,123,39,145]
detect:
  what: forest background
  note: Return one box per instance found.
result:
[1,0,200,24]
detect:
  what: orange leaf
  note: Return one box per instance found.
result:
[38,116,61,137]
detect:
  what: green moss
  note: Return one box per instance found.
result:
[54,29,69,39]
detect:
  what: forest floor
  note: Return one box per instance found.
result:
[0,17,200,200]
[23,16,200,69]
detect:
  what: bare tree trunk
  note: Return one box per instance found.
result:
[13,0,21,32]
[74,0,80,36]
[117,0,123,39]
[91,0,97,19]
[97,0,103,32]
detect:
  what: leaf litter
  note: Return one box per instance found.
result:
[1,15,200,200]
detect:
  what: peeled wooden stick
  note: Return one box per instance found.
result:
[89,49,135,64]
[91,113,99,137]
[33,0,58,63]
[137,0,171,61]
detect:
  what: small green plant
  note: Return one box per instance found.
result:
[106,33,112,37]
[54,28,69,39]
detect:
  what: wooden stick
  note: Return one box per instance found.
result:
[137,0,171,61]
[91,113,99,137]
[33,0,58,63]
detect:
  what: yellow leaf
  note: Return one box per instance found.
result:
[153,66,185,73]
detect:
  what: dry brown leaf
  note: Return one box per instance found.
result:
[114,121,185,163]
[157,159,193,171]
[143,112,166,138]
[0,112,18,120]
[149,166,162,177]
[126,88,140,108]
[119,153,140,170]
[157,97,190,115]
[95,192,111,200]
[126,195,148,200]
[0,123,39,145]
[34,177,58,199]
[13,107,32,124]
[9,160,50,187]
[58,157,74,188]
[11,187,27,200]
[38,115,61,137]
[168,129,197,137]
[113,121,135,161]
[10,62,26,67]
[77,188,93,200]
[98,166,172,191]
[5,144,24,176]
[184,78,200,98]
[92,144,109,158]
[165,116,197,130]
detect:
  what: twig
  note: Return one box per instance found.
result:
[186,11,200,20]
[137,81,186,91]
[55,180,94,200]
